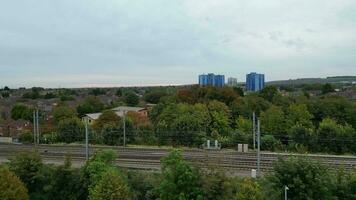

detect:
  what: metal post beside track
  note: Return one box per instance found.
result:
[257,119,261,177]
[253,111,256,150]
[85,119,89,160]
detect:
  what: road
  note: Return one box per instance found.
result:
[0,144,355,176]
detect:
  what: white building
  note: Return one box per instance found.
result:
[82,106,148,125]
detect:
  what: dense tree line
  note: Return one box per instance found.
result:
[1,150,355,200]
[14,85,356,154]
[142,86,356,153]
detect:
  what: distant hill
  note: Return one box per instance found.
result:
[267,76,356,86]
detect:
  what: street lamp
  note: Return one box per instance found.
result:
[284,185,289,200]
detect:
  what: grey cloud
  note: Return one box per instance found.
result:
[0,0,355,88]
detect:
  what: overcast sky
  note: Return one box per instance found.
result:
[0,0,355,88]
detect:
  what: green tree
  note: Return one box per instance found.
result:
[316,118,354,153]
[81,150,117,190]
[346,102,356,129]
[89,88,106,96]
[56,117,85,143]
[89,169,130,200]
[261,135,282,151]
[235,116,252,134]
[288,125,315,151]
[286,104,313,128]
[22,90,41,99]
[126,170,160,200]
[271,94,292,111]
[177,89,198,104]
[233,87,244,97]
[235,178,262,200]
[144,91,167,104]
[1,91,10,98]
[201,170,235,200]
[329,171,356,199]
[11,104,34,121]
[116,89,123,97]
[44,92,56,99]
[159,150,203,200]
[207,100,231,136]
[92,110,120,132]
[322,83,334,94]
[259,86,278,102]
[200,86,239,105]
[233,116,252,144]
[18,130,34,143]
[156,103,210,146]
[260,106,285,135]
[102,121,134,146]
[124,92,140,106]
[230,94,270,119]
[60,95,75,101]
[350,173,356,199]
[48,157,83,200]
[53,105,77,124]
[77,96,104,117]
[308,96,351,126]
[0,167,29,200]
[264,157,332,200]
[8,151,44,198]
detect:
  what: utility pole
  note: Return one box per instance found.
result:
[85,118,89,160]
[33,111,36,145]
[123,111,126,147]
[284,185,289,200]
[253,112,256,150]
[257,119,261,177]
[36,110,40,144]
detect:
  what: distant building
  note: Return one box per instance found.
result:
[199,73,225,87]
[0,119,30,137]
[246,72,265,92]
[227,77,238,87]
[83,106,148,125]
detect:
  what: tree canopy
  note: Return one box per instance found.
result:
[0,167,29,200]
[89,169,130,200]
[124,92,140,106]
[77,96,105,117]
[159,150,203,200]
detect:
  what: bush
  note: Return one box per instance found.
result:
[56,117,85,143]
[18,130,33,143]
[101,120,134,146]
[201,170,235,200]
[124,92,140,106]
[11,104,34,121]
[234,178,262,200]
[81,150,117,190]
[159,150,203,200]
[0,167,29,200]
[77,96,104,117]
[89,169,130,200]
[47,158,84,200]
[8,151,48,199]
[126,170,160,200]
[42,133,58,144]
[261,135,282,151]
[264,157,332,200]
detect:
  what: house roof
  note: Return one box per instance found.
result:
[111,106,146,112]
[85,113,102,120]
[84,106,147,120]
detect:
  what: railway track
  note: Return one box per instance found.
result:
[0,144,355,172]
